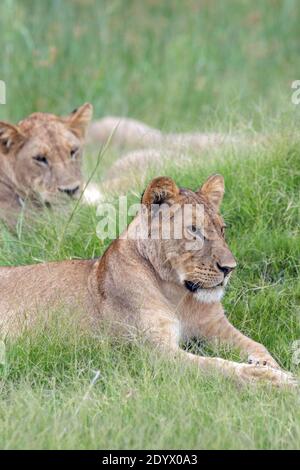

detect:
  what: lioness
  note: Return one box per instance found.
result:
[0,174,296,387]
[0,103,93,226]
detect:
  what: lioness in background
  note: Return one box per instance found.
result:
[0,174,296,387]
[0,103,93,227]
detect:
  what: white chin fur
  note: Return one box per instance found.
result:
[83,183,104,205]
[194,287,224,304]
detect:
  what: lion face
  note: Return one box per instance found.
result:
[0,103,93,205]
[140,175,236,303]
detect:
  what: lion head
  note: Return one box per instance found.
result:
[139,174,237,303]
[0,103,93,205]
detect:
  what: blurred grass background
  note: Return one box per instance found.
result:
[1,0,300,130]
[0,0,300,450]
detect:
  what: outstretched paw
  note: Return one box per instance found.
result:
[238,363,298,388]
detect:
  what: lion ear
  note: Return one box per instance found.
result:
[66,103,93,139]
[198,174,225,211]
[0,121,26,153]
[142,176,180,207]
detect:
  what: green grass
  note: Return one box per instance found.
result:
[0,0,300,450]
[1,0,300,130]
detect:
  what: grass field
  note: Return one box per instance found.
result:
[0,0,300,450]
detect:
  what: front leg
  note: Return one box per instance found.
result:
[178,351,296,388]
[183,300,280,369]
[190,304,280,369]
[140,308,296,387]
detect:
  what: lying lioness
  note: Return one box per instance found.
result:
[0,103,93,226]
[0,174,296,387]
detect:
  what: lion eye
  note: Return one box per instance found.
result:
[70,147,79,160]
[33,155,48,166]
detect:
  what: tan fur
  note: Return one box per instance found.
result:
[89,117,263,198]
[90,149,187,202]
[88,116,236,151]
[0,103,93,226]
[0,175,296,387]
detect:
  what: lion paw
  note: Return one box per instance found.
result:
[237,363,298,388]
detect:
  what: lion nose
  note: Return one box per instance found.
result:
[217,262,236,277]
[58,185,80,197]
